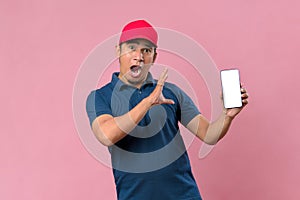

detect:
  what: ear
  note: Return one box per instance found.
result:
[116,44,121,58]
[152,52,157,63]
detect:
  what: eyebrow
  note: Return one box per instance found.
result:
[126,40,153,48]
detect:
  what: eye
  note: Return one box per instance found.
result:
[142,48,152,54]
[128,45,136,51]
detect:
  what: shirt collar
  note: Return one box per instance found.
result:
[110,72,155,91]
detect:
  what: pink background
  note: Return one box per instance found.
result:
[1,0,300,199]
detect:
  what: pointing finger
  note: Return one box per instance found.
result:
[157,68,168,86]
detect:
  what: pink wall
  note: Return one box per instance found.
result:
[1,0,300,199]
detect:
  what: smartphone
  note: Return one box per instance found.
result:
[220,69,242,109]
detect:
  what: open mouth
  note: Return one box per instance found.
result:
[130,65,142,78]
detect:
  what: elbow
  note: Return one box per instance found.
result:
[100,141,114,147]
[199,131,219,145]
[101,139,114,147]
[203,139,218,145]
[202,132,224,145]
[94,132,115,147]
[92,119,115,147]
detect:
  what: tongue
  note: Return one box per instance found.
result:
[131,66,140,72]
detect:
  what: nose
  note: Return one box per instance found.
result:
[133,49,144,62]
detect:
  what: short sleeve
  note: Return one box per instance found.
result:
[164,83,200,127]
[86,90,113,127]
[178,89,200,127]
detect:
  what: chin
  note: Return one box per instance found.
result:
[129,74,147,85]
[128,77,144,85]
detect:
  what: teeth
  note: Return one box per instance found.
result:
[131,67,141,77]
[133,68,141,74]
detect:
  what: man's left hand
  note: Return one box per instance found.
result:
[224,86,249,119]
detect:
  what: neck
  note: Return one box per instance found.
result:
[118,74,144,89]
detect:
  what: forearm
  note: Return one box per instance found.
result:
[200,88,248,144]
[187,112,234,145]
[92,98,152,146]
[204,112,234,145]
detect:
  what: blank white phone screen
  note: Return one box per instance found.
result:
[221,69,242,108]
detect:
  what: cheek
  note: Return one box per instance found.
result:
[119,54,131,65]
[144,56,154,64]
[119,55,132,74]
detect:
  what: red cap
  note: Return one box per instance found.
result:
[119,20,158,47]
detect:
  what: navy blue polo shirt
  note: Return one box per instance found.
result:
[86,72,202,200]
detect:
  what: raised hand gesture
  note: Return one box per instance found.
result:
[147,68,175,106]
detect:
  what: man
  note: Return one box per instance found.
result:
[86,19,248,200]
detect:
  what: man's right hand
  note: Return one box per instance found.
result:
[146,68,175,106]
